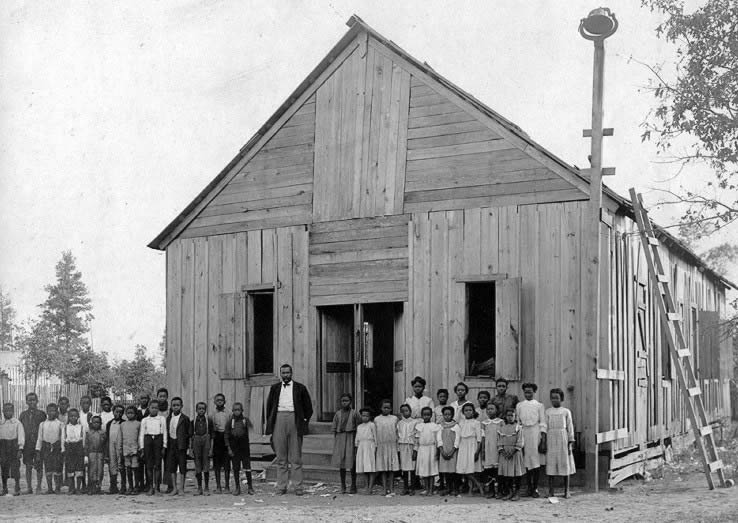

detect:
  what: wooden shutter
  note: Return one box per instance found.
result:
[495,277,521,380]
[698,310,720,380]
[218,292,247,379]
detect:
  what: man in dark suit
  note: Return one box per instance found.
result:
[165,397,192,495]
[265,363,313,495]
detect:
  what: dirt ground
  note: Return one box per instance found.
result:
[4,429,738,522]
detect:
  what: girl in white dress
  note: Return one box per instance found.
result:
[413,406,440,496]
[396,404,418,495]
[481,403,504,498]
[354,408,377,494]
[455,403,485,496]
[515,382,547,498]
[544,388,575,499]
[435,405,460,495]
[374,399,399,495]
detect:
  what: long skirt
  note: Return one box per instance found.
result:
[455,436,481,474]
[398,443,414,472]
[498,448,525,477]
[375,442,399,472]
[521,425,545,469]
[415,444,438,478]
[355,441,376,473]
[545,428,575,476]
[331,431,356,469]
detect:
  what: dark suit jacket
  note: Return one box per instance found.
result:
[265,381,313,437]
[165,413,193,451]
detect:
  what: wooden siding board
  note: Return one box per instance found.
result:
[359,45,377,218]
[193,237,209,410]
[292,227,309,386]
[407,129,498,149]
[447,211,465,385]
[393,70,411,215]
[518,204,538,386]
[247,230,262,285]
[308,217,409,304]
[429,212,446,391]
[310,247,408,266]
[481,207,499,275]
[404,188,587,213]
[262,229,277,283]
[207,236,223,401]
[407,120,488,140]
[277,228,294,367]
[166,241,182,402]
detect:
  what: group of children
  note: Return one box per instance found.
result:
[0,389,255,497]
[332,377,576,500]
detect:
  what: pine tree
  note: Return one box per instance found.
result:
[39,251,93,382]
[0,286,16,351]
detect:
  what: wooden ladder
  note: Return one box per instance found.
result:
[629,189,727,489]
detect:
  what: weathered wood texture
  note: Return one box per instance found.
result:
[312,42,411,221]
[600,214,730,452]
[404,76,587,213]
[405,203,585,424]
[309,215,410,305]
[165,226,311,420]
[183,97,317,238]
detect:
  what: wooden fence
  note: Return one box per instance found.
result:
[0,381,103,414]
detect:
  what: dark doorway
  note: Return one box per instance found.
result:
[360,302,401,414]
[318,302,402,420]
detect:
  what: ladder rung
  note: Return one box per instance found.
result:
[708,460,723,472]
[688,387,701,397]
[647,236,660,245]
[677,348,691,358]
[700,425,713,436]
[657,274,669,283]
[667,313,681,321]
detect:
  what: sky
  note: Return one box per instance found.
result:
[1,0,735,362]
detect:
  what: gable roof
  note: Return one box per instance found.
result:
[148,15,734,291]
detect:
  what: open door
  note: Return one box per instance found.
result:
[319,302,402,418]
[317,305,354,421]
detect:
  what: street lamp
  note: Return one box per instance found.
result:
[579,7,617,493]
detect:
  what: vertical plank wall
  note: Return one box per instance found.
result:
[312,41,411,222]
[406,202,588,431]
[166,226,310,418]
[181,95,316,238]
[601,213,730,452]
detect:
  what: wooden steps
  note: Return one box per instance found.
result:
[251,424,336,481]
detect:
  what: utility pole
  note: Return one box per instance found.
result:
[579,7,618,492]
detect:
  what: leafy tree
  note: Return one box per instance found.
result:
[701,243,738,276]
[39,251,93,383]
[111,344,165,398]
[158,331,167,370]
[0,286,16,351]
[68,345,112,396]
[17,320,57,388]
[640,0,738,237]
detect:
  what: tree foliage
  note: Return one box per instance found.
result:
[641,0,738,236]
[40,251,93,353]
[37,251,95,384]
[0,286,16,351]
[111,345,165,398]
[17,320,57,387]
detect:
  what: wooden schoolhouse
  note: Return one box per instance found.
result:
[149,16,734,487]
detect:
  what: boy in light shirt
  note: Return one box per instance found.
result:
[0,403,24,496]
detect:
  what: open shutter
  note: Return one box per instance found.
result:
[495,277,521,380]
[218,292,247,379]
[698,310,720,380]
